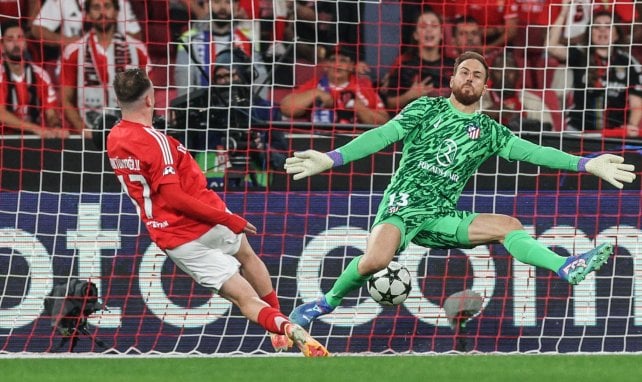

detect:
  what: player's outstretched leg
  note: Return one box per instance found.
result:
[269,332,293,352]
[557,243,613,285]
[289,296,335,327]
[284,323,330,357]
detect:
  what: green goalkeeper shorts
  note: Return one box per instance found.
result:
[372,207,478,252]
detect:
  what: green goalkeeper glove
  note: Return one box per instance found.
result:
[284,150,335,180]
[581,154,636,189]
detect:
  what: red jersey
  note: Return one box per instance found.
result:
[61,32,149,128]
[0,62,57,128]
[294,75,386,123]
[428,0,518,27]
[510,0,558,25]
[106,120,228,250]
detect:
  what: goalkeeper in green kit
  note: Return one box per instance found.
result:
[284,51,637,328]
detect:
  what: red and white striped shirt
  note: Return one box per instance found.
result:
[60,32,149,127]
[0,61,57,128]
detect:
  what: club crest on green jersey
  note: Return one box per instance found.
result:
[467,123,481,140]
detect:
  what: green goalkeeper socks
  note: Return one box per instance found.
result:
[324,230,565,308]
[503,230,566,272]
[325,255,370,308]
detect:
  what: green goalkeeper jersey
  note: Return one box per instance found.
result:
[336,96,581,213]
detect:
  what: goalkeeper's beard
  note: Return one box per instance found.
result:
[451,84,482,106]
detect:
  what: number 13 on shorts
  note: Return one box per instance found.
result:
[387,192,409,213]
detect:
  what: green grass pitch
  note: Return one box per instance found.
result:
[2,354,642,382]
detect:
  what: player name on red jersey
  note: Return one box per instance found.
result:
[109,157,141,171]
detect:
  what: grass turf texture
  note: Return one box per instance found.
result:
[2,355,642,382]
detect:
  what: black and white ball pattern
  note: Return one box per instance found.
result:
[367,261,412,306]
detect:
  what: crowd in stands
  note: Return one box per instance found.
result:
[2,0,642,143]
[279,43,389,125]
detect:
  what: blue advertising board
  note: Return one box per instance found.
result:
[0,191,640,354]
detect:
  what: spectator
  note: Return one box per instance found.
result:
[180,0,259,43]
[59,0,149,137]
[481,51,559,131]
[180,0,289,82]
[31,0,141,48]
[279,44,389,126]
[0,21,68,138]
[289,1,361,62]
[405,1,518,49]
[547,3,642,137]
[450,16,485,57]
[185,48,287,170]
[181,0,251,21]
[592,0,640,42]
[180,0,210,20]
[174,0,267,99]
[459,0,519,48]
[541,1,642,60]
[380,10,454,112]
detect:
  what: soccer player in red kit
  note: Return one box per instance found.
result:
[106,68,329,357]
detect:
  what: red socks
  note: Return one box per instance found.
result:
[261,290,281,310]
[258,291,287,333]
[257,307,289,334]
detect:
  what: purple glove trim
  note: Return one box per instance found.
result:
[326,150,344,167]
[578,157,590,172]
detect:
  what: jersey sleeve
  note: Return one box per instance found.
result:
[499,136,581,171]
[33,66,58,109]
[0,69,7,106]
[336,123,400,164]
[60,44,80,87]
[336,97,431,164]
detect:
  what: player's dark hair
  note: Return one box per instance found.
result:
[399,9,444,61]
[84,0,120,12]
[452,15,480,36]
[453,51,489,81]
[590,10,622,44]
[113,68,151,104]
[414,8,441,25]
[1,20,23,36]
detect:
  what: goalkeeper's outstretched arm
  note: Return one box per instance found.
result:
[503,137,637,189]
[284,122,401,180]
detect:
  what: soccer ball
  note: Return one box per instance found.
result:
[367,261,412,306]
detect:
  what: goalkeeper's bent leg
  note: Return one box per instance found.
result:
[325,255,370,308]
[503,230,566,272]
